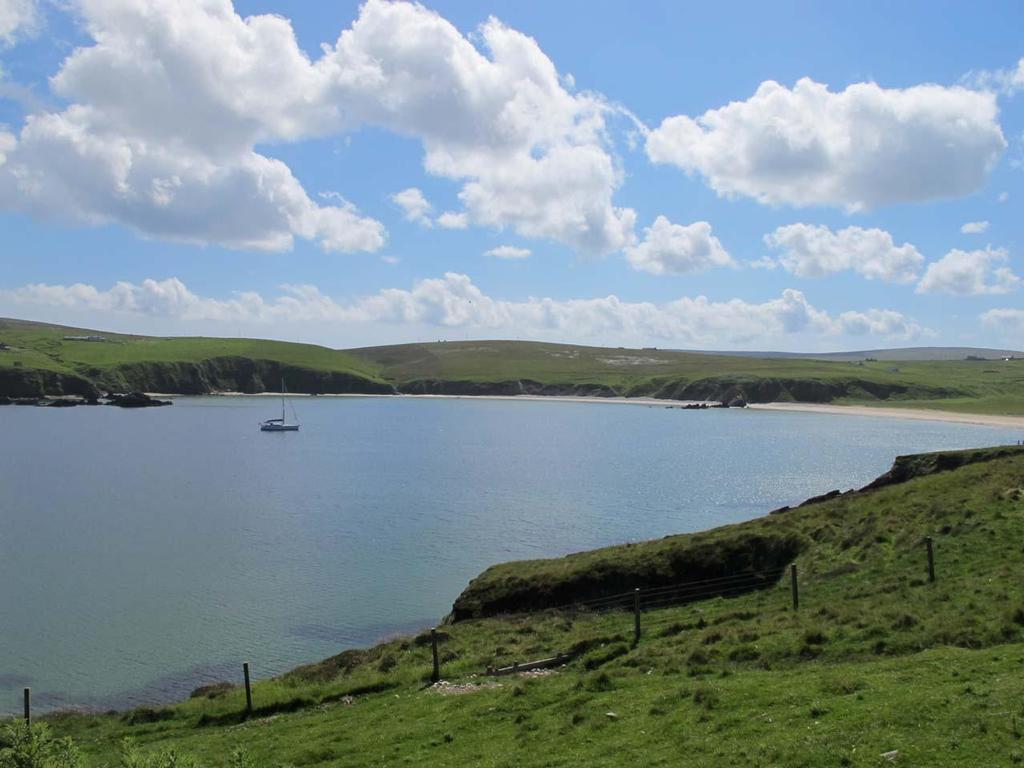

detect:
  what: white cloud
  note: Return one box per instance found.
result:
[0,0,635,254]
[1,274,924,346]
[981,308,1024,337]
[392,190,474,232]
[917,246,1021,295]
[646,78,1005,210]
[960,220,989,234]
[764,223,924,283]
[392,187,432,225]
[0,128,14,165]
[998,192,1009,203]
[327,0,635,253]
[748,256,778,270]
[835,309,923,338]
[965,57,1024,96]
[625,216,733,275]
[485,245,531,259]
[436,211,468,229]
[0,0,39,47]
[0,1,386,253]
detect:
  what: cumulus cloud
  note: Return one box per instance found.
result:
[0,128,15,165]
[0,0,385,253]
[960,220,989,234]
[392,189,474,231]
[485,245,531,259]
[835,309,923,338]
[981,308,1024,336]
[436,211,468,229]
[326,0,636,253]
[0,0,39,46]
[0,274,924,345]
[646,77,1005,210]
[917,246,1020,295]
[764,224,924,283]
[965,57,1024,96]
[0,0,634,254]
[625,217,733,275]
[392,187,432,225]
[748,256,778,270]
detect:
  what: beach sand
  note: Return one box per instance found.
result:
[748,402,1024,429]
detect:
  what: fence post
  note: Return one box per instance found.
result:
[790,563,799,611]
[925,536,935,583]
[243,662,253,716]
[430,628,441,682]
[23,688,30,726]
[633,588,642,646]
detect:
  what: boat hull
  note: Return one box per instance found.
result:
[260,423,300,432]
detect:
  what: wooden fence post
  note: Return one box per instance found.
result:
[430,628,441,683]
[23,688,30,726]
[925,536,935,583]
[243,662,253,716]
[790,563,799,611]
[633,588,642,646]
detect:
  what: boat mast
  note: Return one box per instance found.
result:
[281,379,286,423]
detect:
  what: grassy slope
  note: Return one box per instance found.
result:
[0,319,385,384]
[352,340,1024,414]
[33,447,1024,767]
[3,318,1024,413]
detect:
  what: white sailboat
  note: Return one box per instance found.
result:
[260,380,300,432]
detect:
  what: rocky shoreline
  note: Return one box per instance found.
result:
[0,391,171,408]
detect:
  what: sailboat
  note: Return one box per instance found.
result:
[260,380,300,432]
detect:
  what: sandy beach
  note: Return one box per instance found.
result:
[749,402,1024,429]
[149,390,1024,429]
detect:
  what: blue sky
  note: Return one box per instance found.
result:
[0,0,1021,350]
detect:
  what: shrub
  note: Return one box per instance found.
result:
[0,724,81,768]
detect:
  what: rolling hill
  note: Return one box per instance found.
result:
[2,318,1023,415]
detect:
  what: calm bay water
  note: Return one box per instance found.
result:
[0,396,1019,712]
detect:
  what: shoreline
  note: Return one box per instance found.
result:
[147,391,1024,428]
[749,401,1024,429]
[151,391,710,408]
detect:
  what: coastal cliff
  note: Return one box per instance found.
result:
[4,319,1020,412]
[1,358,962,404]
[88,357,397,396]
[447,445,1024,620]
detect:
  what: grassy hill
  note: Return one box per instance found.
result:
[8,445,1024,767]
[350,339,1024,414]
[0,318,391,397]
[3,317,1024,414]
[692,346,1024,362]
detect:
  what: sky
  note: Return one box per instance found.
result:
[0,0,1022,351]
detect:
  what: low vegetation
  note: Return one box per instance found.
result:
[3,445,1023,766]
[3,318,1024,414]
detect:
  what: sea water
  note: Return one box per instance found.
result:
[0,396,1019,711]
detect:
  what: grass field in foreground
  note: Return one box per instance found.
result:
[7,446,1022,767]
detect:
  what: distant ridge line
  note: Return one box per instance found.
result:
[1,317,1021,361]
[673,347,1024,362]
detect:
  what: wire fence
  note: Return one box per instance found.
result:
[463,536,939,680]
[13,538,939,722]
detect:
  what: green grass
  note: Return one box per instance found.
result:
[11,446,1024,766]
[0,319,381,378]
[3,318,1024,413]
[350,341,1024,414]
